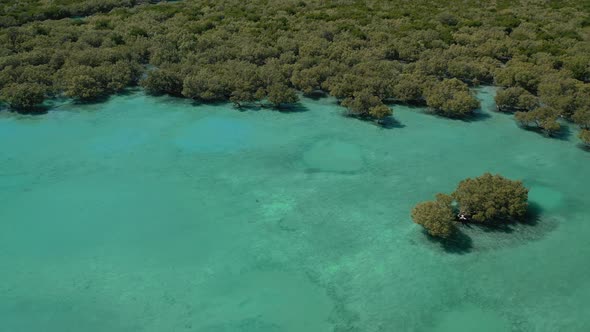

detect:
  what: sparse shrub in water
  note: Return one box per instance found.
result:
[412,174,529,238]
[452,173,529,223]
[411,194,456,238]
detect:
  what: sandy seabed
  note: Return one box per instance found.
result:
[1,87,589,331]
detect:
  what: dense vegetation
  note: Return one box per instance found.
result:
[412,173,529,239]
[0,0,139,27]
[0,0,589,133]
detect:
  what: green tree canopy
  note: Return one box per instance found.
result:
[452,173,528,223]
[579,129,590,148]
[425,78,480,118]
[141,68,183,96]
[341,89,392,120]
[411,194,456,238]
[495,60,545,93]
[182,68,228,101]
[538,74,580,118]
[573,108,590,130]
[392,74,435,104]
[225,60,261,107]
[0,82,46,110]
[65,75,104,100]
[495,86,538,112]
[572,85,590,129]
[265,83,298,108]
[515,106,561,136]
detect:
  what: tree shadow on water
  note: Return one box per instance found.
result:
[378,117,405,129]
[517,123,572,141]
[234,104,261,112]
[444,110,491,123]
[8,105,51,116]
[235,102,310,113]
[70,94,114,106]
[461,109,492,122]
[279,102,310,113]
[521,201,543,226]
[343,115,405,129]
[424,229,473,254]
[470,221,515,234]
[576,143,590,152]
[190,99,228,108]
[303,90,328,100]
[556,124,573,140]
[545,123,573,141]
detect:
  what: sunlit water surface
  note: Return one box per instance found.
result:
[1,87,589,331]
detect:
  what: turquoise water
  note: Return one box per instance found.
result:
[1,87,589,331]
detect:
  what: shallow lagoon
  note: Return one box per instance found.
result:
[1,87,589,331]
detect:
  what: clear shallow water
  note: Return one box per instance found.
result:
[0,87,589,331]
